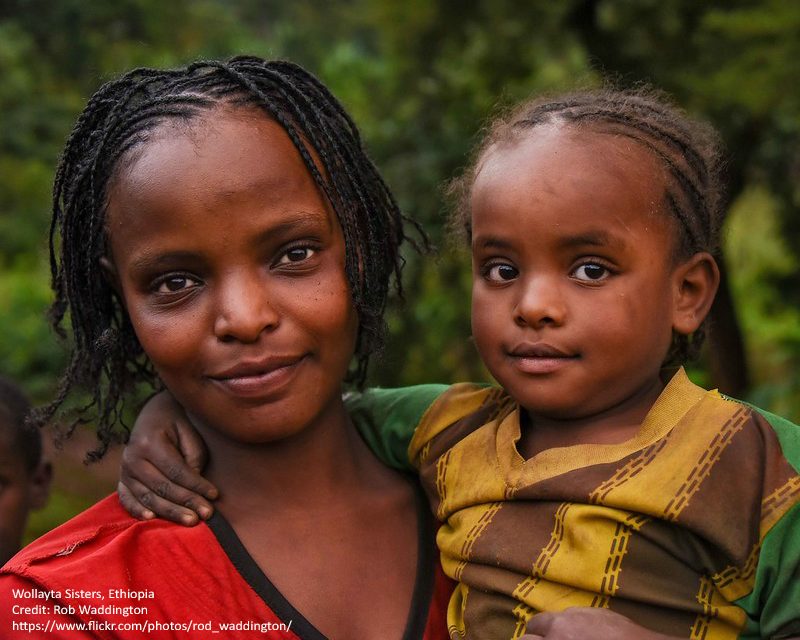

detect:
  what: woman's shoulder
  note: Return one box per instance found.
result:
[0,497,282,635]
[1,494,212,589]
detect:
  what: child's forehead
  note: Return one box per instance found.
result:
[479,123,663,181]
[470,124,673,243]
[477,126,663,201]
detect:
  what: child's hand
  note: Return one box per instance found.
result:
[118,391,218,525]
[522,607,681,640]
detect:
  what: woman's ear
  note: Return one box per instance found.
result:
[99,256,123,301]
[100,256,125,309]
[671,252,720,335]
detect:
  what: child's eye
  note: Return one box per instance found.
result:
[572,263,610,282]
[276,247,316,265]
[155,275,200,293]
[484,263,519,283]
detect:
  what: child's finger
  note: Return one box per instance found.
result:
[152,446,218,502]
[123,432,218,501]
[117,474,203,526]
[120,455,215,520]
[172,417,209,474]
[525,612,554,635]
[117,481,155,521]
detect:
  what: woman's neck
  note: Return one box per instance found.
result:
[192,395,383,519]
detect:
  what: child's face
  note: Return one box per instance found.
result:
[470,125,684,422]
[103,107,358,444]
[0,429,50,566]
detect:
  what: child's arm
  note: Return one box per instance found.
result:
[118,384,450,523]
[522,608,682,639]
[118,391,217,525]
[345,384,449,471]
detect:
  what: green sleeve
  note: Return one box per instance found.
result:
[735,408,800,639]
[735,501,800,639]
[752,406,800,474]
[345,384,450,471]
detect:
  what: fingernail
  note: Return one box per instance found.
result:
[199,506,212,520]
[142,510,155,520]
[181,513,197,525]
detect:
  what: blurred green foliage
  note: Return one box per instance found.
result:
[1,0,799,534]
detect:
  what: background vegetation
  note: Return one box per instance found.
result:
[1,0,798,538]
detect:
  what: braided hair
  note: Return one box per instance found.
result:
[35,56,419,458]
[449,87,724,366]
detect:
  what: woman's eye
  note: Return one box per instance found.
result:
[485,263,519,282]
[573,263,610,282]
[156,275,199,293]
[277,247,316,265]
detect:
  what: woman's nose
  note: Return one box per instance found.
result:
[213,271,279,343]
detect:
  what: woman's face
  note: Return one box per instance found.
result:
[103,106,358,445]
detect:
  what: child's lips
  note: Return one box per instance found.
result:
[507,343,578,374]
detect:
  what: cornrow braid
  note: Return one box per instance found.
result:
[448,86,724,366]
[34,56,420,459]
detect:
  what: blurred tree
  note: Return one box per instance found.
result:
[1,0,799,537]
[1,0,798,407]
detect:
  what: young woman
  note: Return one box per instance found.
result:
[0,57,451,640]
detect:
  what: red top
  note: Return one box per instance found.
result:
[1,494,452,639]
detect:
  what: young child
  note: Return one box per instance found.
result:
[0,57,452,639]
[119,89,800,640]
[0,376,51,566]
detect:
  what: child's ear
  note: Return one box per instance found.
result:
[28,461,52,511]
[671,252,720,335]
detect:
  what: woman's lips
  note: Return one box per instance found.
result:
[208,355,307,398]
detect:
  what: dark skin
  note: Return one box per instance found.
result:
[104,106,420,639]
[469,126,719,457]
[118,126,799,638]
[521,608,681,639]
[0,427,52,566]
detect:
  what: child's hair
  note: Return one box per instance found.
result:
[0,376,42,473]
[36,56,421,457]
[449,86,725,366]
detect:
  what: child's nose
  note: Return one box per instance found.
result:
[513,275,567,328]
[213,271,279,343]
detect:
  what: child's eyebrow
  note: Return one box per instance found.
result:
[472,235,514,251]
[557,231,624,250]
[472,231,625,252]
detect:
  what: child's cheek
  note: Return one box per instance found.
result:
[470,286,504,374]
